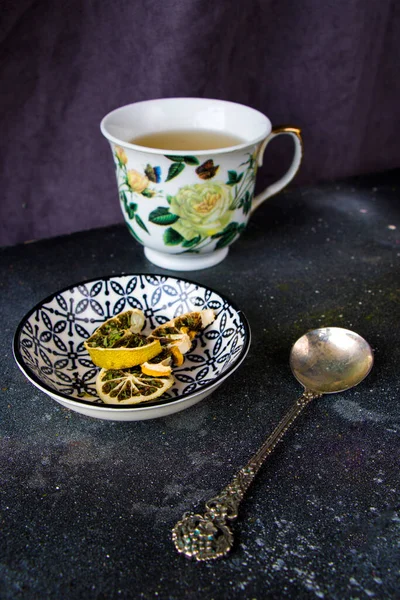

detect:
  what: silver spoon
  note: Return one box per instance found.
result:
[172,327,374,561]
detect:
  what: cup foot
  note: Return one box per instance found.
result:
[144,248,229,271]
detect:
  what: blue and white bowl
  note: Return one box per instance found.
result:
[13,274,251,421]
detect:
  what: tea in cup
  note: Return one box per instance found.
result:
[100,98,302,270]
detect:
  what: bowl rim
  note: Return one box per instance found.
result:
[13,273,251,412]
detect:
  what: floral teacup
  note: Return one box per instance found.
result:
[101,98,302,271]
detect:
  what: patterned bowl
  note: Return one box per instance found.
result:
[13,274,251,421]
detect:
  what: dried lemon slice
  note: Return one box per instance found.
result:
[96,366,174,405]
[84,309,161,369]
[149,309,215,358]
[140,309,215,375]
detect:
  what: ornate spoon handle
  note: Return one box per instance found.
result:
[172,390,321,561]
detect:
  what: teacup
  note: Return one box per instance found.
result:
[100,98,302,271]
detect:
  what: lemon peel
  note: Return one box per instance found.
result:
[141,360,173,377]
[84,310,162,369]
[85,339,162,370]
[170,346,184,366]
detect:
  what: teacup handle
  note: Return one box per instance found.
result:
[251,126,303,214]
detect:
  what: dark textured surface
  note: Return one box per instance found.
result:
[1,171,400,599]
[1,0,400,246]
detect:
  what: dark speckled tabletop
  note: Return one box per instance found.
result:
[1,171,399,599]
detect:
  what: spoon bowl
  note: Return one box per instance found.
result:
[290,327,374,394]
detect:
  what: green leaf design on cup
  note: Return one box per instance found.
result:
[164,155,200,182]
[227,170,244,186]
[164,228,184,246]
[212,222,246,249]
[165,155,199,165]
[127,203,138,219]
[239,191,252,215]
[165,162,185,182]
[120,191,138,220]
[165,155,186,162]
[182,236,201,248]
[148,207,179,225]
[141,189,155,198]
[134,214,149,233]
[183,156,200,166]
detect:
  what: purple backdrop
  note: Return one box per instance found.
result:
[1,0,399,247]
